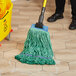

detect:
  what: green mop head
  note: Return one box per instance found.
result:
[15,25,55,65]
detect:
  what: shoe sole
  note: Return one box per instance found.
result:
[69,27,76,30]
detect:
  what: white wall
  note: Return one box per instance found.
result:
[11,0,15,2]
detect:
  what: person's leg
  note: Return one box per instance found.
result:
[70,0,76,20]
[47,0,65,22]
[55,0,65,14]
[69,0,76,30]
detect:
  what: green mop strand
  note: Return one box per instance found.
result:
[15,0,56,65]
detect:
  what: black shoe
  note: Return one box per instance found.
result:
[47,13,64,22]
[69,20,76,30]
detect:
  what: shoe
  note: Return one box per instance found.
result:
[69,20,76,30]
[47,13,64,22]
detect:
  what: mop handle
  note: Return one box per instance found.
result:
[43,0,47,8]
[38,0,47,23]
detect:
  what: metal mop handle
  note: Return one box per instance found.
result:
[35,0,47,28]
[38,0,47,23]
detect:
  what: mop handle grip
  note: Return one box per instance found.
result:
[43,0,47,8]
[38,0,47,23]
[35,0,47,28]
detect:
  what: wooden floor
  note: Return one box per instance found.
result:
[0,0,76,76]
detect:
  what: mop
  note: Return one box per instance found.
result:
[15,0,56,65]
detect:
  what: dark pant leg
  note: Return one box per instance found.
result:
[55,0,65,14]
[70,0,76,20]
